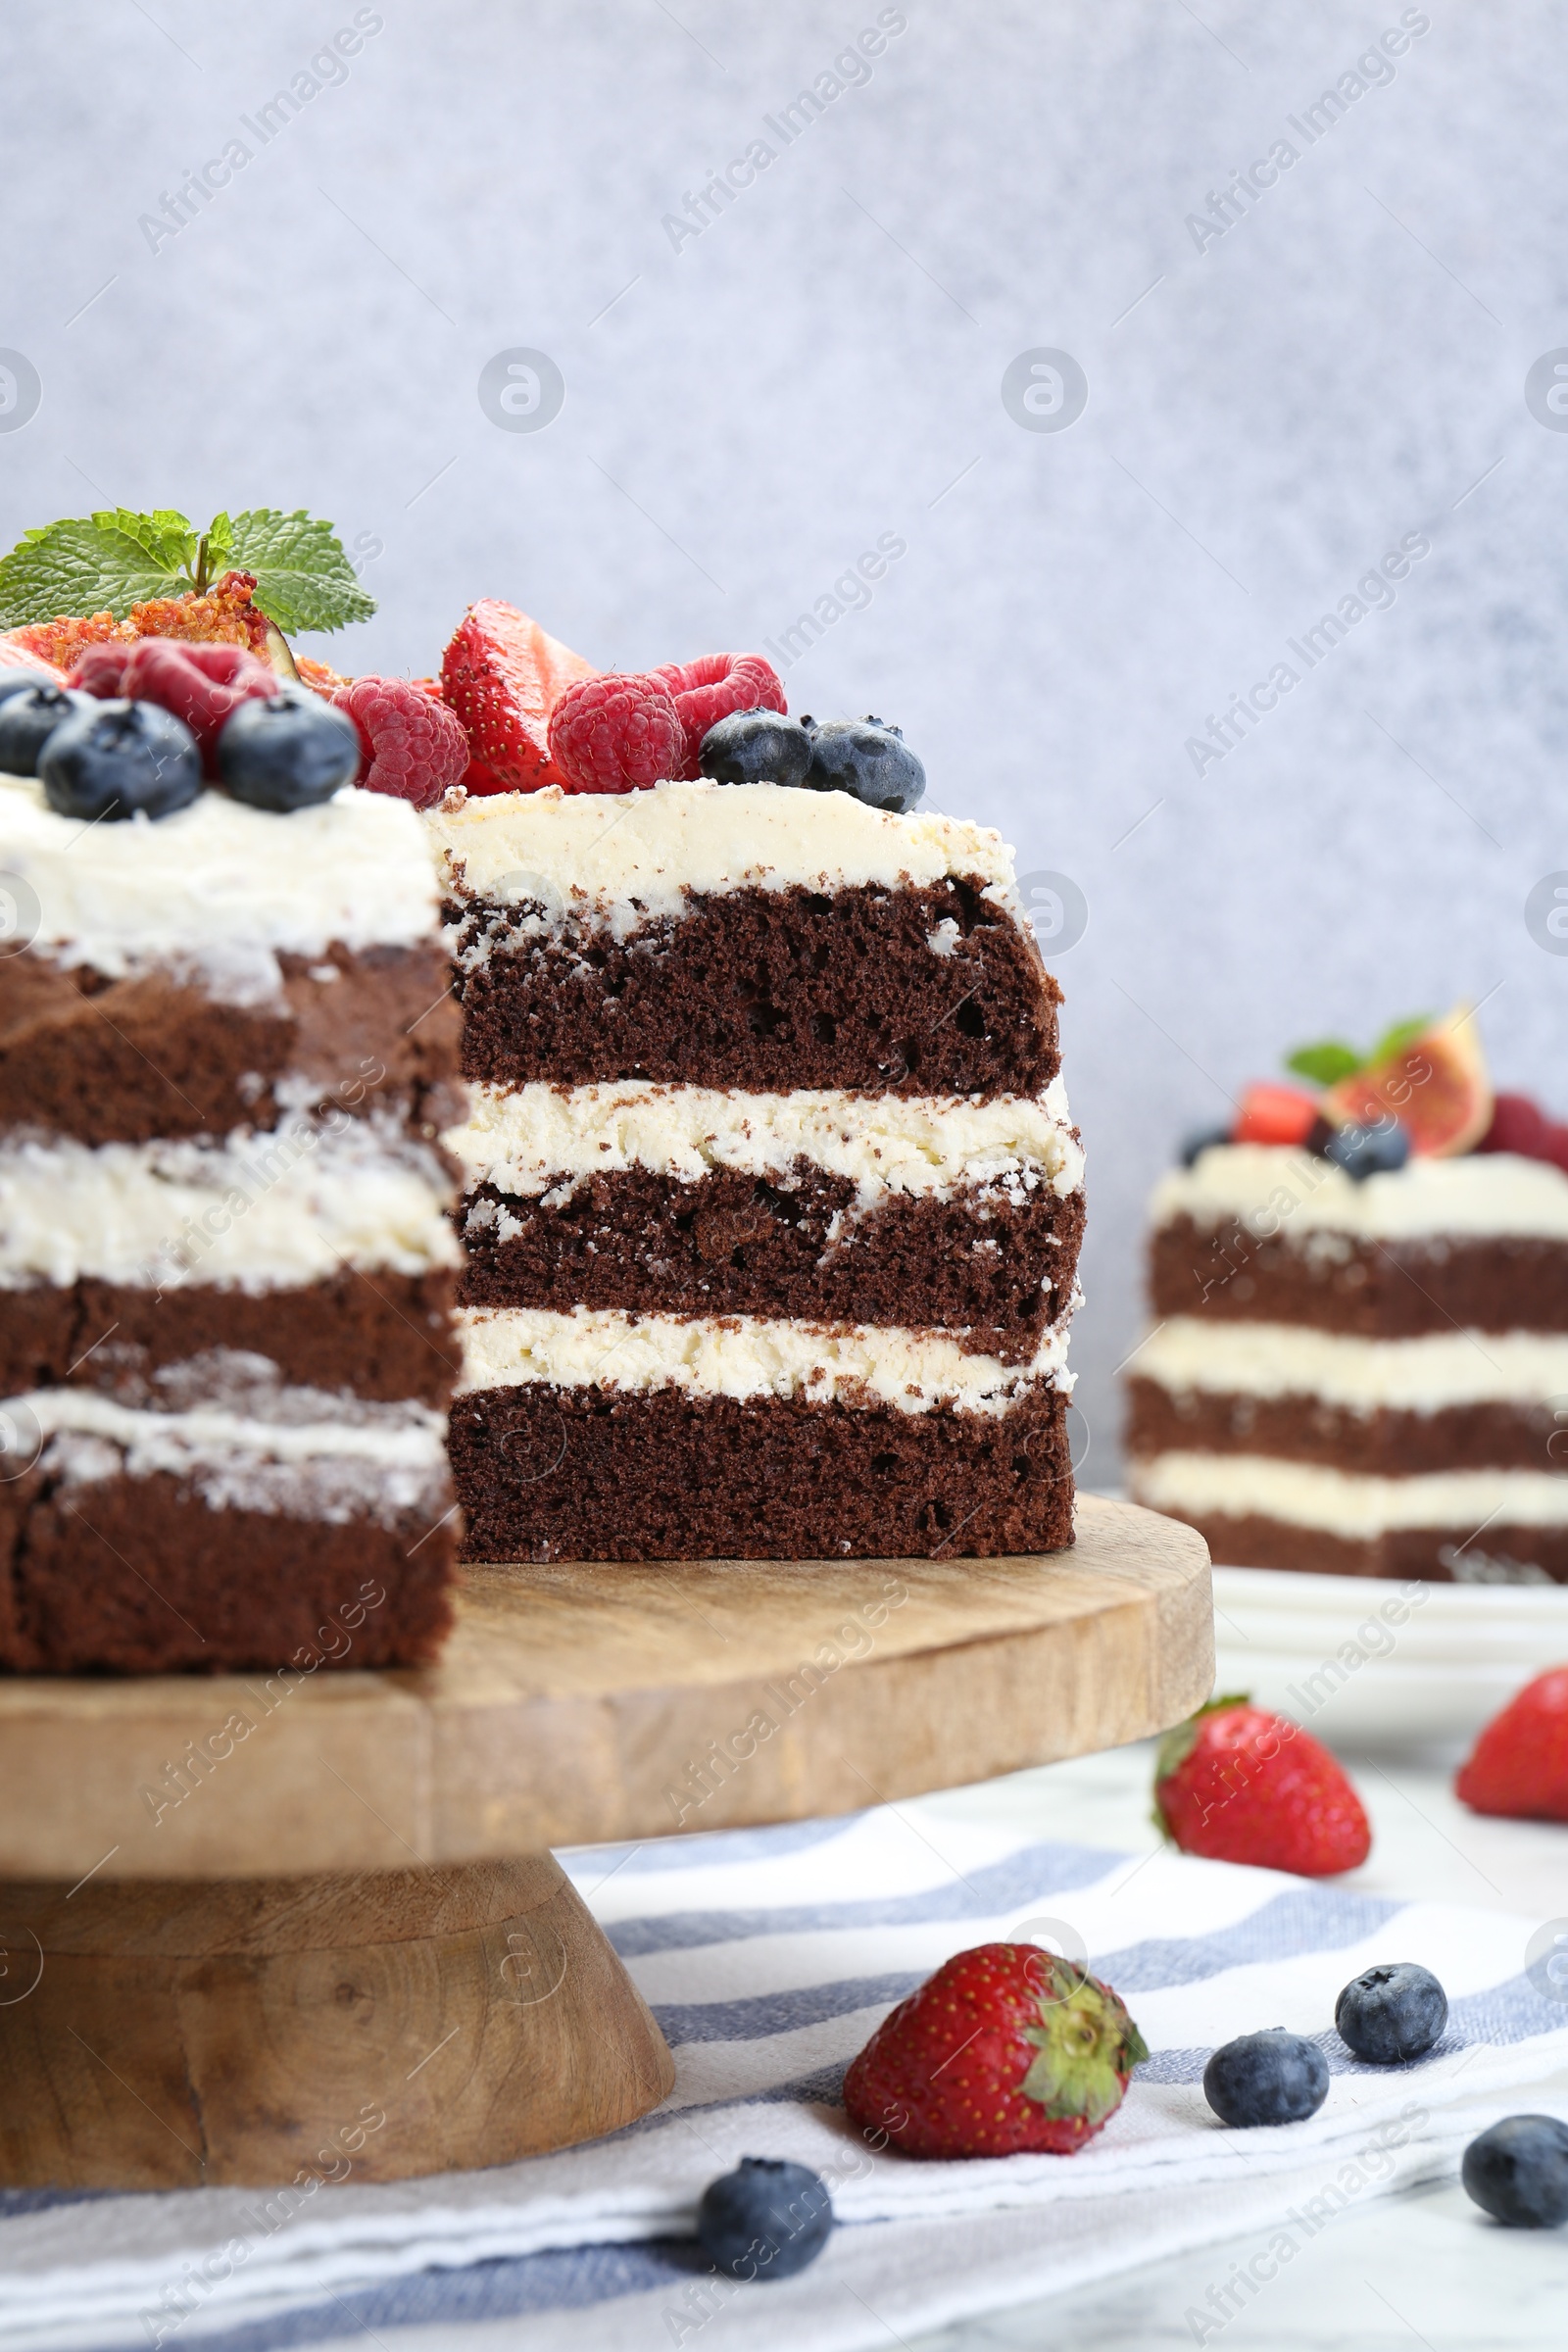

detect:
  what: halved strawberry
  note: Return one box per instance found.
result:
[1233,1082,1321,1147]
[440,601,596,794]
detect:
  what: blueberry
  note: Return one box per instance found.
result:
[1203,2030,1330,2127]
[1180,1124,1233,1167]
[1462,2115,1568,2228]
[37,699,202,823]
[695,2156,834,2281]
[1324,1121,1410,1182]
[699,708,814,788]
[218,687,360,811]
[0,666,62,706]
[801,715,925,813]
[1335,1962,1447,2064]
[0,684,94,778]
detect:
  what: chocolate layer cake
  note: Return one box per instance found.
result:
[429,779,1083,1561]
[0,774,465,1670]
[1126,1142,1568,1582]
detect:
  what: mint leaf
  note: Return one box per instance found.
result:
[0,513,196,625]
[1370,1015,1431,1067]
[1285,1040,1363,1087]
[224,509,375,633]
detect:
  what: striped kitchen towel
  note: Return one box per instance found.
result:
[3,1794,1567,2352]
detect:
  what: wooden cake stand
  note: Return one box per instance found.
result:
[0,1495,1210,2187]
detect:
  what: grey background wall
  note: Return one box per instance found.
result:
[4,1,1564,1472]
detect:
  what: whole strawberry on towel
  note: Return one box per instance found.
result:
[842,1943,1147,2159]
[1153,1695,1371,1877]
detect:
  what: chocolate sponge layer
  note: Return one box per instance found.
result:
[449,1383,1074,1563]
[1152,1216,1568,1337]
[449,883,1060,1098]
[0,940,463,1147]
[459,1172,1085,1364]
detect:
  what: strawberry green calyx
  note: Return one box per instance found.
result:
[1153,1692,1251,1793]
[1018,1964,1149,2127]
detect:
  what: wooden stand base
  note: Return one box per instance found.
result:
[0,1859,674,2187]
[0,1501,1212,2186]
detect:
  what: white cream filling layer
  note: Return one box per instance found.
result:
[1133,1317,1568,1412]
[455,1304,1073,1415]
[445,1076,1083,1208]
[4,1387,451,1529]
[1129,1450,1568,1536]
[1152,1143,1568,1242]
[6,1385,448,1467]
[426,779,1025,942]
[0,1116,462,1291]
[1,773,440,1005]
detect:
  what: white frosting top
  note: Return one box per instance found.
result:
[1130,1449,1568,1536]
[425,780,1022,934]
[1151,1143,1568,1242]
[0,1117,461,1291]
[1134,1316,1568,1411]
[456,1303,1072,1415]
[446,1077,1082,1207]
[0,772,440,1002]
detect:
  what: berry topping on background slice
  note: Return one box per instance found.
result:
[650,652,786,777]
[1477,1092,1568,1174]
[1454,1666,1568,1822]
[74,639,280,778]
[218,687,361,811]
[39,699,202,823]
[0,684,93,777]
[546,671,684,794]
[1288,1005,1492,1157]
[1152,1695,1371,1877]
[1232,1082,1322,1148]
[332,674,469,809]
[440,600,595,793]
[1203,2031,1329,2127]
[802,713,925,812]
[842,1942,1147,2159]
[699,708,815,787]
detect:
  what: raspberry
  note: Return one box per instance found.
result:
[74,638,279,777]
[547,672,684,794]
[440,600,595,793]
[650,652,786,777]
[331,675,469,810]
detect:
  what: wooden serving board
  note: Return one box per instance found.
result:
[0,1497,1212,2184]
[0,1495,1211,1880]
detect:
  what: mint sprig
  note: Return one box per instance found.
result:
[0,507,374,635]
[1285,1014,1432,1088]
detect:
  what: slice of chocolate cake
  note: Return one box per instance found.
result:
[0,770,465,1671]
[1125,1021,1568,1582]
[429,778,1083,1561]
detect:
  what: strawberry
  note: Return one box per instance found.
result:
[439,600,595,794]
[1233,1082,1322,1148]
[842,1943,1147,2160]
[547,671,684,794]
[1153,1695,1371,1877]
[649,652,786,777]
[1455,1667,1568,1822]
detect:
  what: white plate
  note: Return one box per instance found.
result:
[1209,1563,1568,1752]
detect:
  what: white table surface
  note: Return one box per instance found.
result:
[899,1740,1568,2350]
